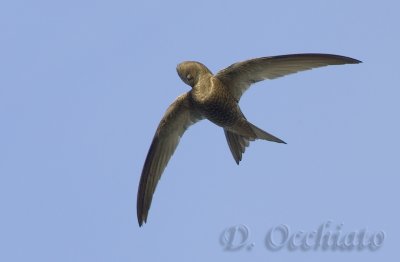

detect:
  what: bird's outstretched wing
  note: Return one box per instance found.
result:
[215,53,361,101]
[137,92,202,226]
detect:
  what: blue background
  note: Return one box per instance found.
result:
[1,0,398,261]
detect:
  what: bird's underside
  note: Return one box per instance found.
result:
[137,53,361,226]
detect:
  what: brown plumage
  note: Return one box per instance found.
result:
[137,53,361,226]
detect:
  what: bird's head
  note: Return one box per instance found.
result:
[176,61,212,87]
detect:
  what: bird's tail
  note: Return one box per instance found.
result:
[247,122,286,144]
[224,121,286,164]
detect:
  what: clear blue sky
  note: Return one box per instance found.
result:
[1,0,399,261]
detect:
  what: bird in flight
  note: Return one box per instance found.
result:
[137,53,361,226]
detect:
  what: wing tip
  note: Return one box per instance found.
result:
[345,57,362,64]
[137,188,148,227]
[307,53,362,64]
[281,53,362,64]
[138,213,147,227]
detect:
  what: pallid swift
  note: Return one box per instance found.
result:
[137,53,361,226]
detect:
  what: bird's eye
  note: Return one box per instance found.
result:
[186,74,192,80]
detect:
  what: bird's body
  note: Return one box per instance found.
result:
[191,76,237,126]
[137,54,361,226]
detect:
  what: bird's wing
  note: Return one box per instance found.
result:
[137,92,203,226]
[215,53,361,101]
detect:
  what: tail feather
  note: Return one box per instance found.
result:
[224,121,285,164]
[224,130,254,164]
[248,122,286,144]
